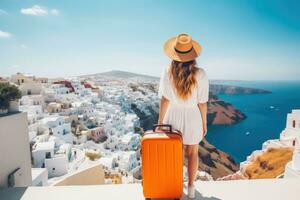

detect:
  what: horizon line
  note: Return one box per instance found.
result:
[2,69,300,82]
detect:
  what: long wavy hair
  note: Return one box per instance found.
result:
[169,60,199,100]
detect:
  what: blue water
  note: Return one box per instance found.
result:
[206,81,300,163]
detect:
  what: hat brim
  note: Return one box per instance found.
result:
[164,37,202,62]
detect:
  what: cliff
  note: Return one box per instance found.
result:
[198,139,239,179]
[210,84,271,95]
[207,93,246,125]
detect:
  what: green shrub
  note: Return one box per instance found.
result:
[0,83,22,110]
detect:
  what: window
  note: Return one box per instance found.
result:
[45,152,51,159]
[293,120,296,128]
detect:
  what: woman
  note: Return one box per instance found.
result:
[158,33,209,199]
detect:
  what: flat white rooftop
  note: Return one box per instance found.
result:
[31,168,47,181]
[0,179,300,200]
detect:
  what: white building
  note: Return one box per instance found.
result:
[284,139,300,178]
[20,95,45,108]
[73,133,87,145]
[42,87,56,103]
[46,102,62,113]
[12,73,43,95]
[98,157,117,169]
[0,112,32,187]
[72,101,96,119]
[32,141,71,178]
[119,132,141,151]
[20,105,44,125]
[280,110,300,146]
[40,115,72,143]
[82,127,106,143]
[105,135,120,150]
[32,141,55,168]
[51,84,71,95]
[124,113,140,132]
[45,156,68,178]
[118,151,138,172]
[71,80,91,96]
[20,82,42,96]
[31,168,48,186]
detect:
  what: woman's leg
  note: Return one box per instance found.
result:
[185,144,199,186]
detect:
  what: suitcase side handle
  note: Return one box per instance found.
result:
[152,124,172,132]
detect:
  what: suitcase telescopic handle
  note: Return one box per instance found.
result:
[152,124,172,132]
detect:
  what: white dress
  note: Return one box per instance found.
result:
[158,66,209,145]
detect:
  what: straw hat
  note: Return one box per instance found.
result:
[164,33,202,62]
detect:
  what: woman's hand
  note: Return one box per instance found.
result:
[198,102,208,138]
[202,123,207,137]
[155,122,163,132]
[157,96,170,132]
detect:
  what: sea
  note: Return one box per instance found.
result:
[206,81,300,163]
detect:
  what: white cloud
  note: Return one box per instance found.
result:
[0,30,12,39]
[21,44,28,49]
[21,5,48,16]
[0,9,7,15]
[50,9,59,16]
[20,5,59,17]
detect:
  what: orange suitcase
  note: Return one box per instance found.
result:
[141,124,183,200]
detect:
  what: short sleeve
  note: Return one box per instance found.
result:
[197,69,209,103]
[158,68,171,100]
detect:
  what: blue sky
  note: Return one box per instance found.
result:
[0,0,300,80]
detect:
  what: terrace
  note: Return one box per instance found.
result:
[0,178,299,200]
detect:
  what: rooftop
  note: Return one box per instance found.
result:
[31,168,47,181]
[1,179,299,200]
[34,141,55,151]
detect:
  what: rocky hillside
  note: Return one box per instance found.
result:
[210,84,271,95]
[198,139,239,179]
[218,147,294,181]
[81,70,158,80]
[244,148,293,179]
[208,93,246,125]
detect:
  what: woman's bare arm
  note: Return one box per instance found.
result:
[158,96,170,124]
[198,102,207,137]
